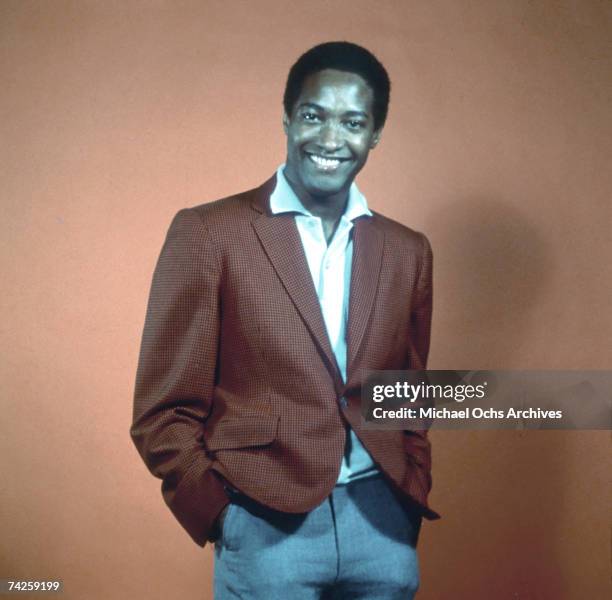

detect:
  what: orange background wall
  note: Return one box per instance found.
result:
[1,1,610,599]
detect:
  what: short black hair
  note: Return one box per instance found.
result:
[283,41,391,131]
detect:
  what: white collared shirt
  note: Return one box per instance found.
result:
[269,165,378,483]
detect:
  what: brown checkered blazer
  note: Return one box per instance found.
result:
[131,174,439,547]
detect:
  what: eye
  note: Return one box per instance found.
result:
[300,111,321,123]
[346,119,366,130]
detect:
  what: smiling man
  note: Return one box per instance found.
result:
[282,67,381,245]
[131,41,437,599]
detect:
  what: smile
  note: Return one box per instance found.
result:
[307,154,348,171]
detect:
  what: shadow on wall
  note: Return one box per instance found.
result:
[427,196,554,367]
[424,198,573,598]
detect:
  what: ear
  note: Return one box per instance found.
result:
[370,128,383,149]
[282,112,290,135]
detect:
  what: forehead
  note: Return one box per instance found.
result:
[294,69,375,115]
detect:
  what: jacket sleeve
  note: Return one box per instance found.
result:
[130,208,229,547]
[410,232,433,371]
[403,232,436,502]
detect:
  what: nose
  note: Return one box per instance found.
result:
[317,122,343,152]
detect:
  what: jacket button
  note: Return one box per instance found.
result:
[339,396,348,408]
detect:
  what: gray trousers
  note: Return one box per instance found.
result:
[214,474,422,599]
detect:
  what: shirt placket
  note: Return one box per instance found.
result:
[320,220,353,379]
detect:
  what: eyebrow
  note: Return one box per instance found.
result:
[297,102,370,119]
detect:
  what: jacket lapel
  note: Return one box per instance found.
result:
[346,217,384,382]
[251,177,342,385]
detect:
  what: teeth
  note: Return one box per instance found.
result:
[310,155,341,168]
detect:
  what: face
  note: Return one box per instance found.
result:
[283,69,382,204]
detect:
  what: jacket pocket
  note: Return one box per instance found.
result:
[203,415,279,451]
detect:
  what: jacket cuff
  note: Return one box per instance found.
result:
[165,465,231,547]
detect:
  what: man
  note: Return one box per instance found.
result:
[131,41,438,599]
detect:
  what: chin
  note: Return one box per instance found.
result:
[304,174,349,196]
[306,182,346,198]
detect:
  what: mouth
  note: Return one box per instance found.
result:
[306,153,350,172]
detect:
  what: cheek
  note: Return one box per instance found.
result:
[286,136,302,157]
[352,141,372,160]
[287,137,302,156]
[290,123,320,143]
